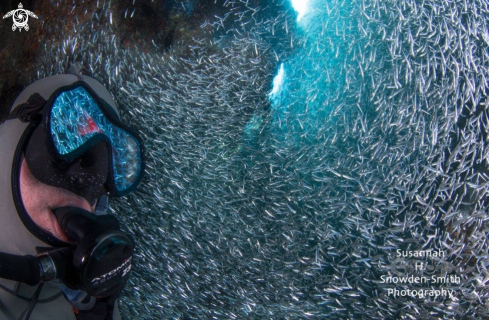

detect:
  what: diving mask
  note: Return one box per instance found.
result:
[18,81,144,200]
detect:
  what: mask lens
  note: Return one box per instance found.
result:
[112,129,141,191]
[50,87,142,193]
[50,88,100,155]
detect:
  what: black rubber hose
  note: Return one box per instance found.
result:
[0,252,40,286]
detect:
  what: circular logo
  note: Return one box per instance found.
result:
[2,3,38,32]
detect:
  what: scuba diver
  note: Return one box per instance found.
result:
[0,67,145,319]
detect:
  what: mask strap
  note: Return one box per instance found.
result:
[5,93,46,123]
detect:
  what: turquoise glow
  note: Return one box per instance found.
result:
[269,63,285,99]
[291,0,310,22]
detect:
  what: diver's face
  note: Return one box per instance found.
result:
[19,157,96,243]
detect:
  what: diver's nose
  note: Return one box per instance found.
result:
[65,140,110,202]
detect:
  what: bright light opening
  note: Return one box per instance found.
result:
[291,0,310,22]
[269,63,285,98]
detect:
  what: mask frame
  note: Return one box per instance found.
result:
[23,81,145,199]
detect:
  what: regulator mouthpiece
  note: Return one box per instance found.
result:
[49,206,134,298]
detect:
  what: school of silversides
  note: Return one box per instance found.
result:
[34,0,489,318]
